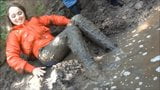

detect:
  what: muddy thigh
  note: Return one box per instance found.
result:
[38,30,70,66]
[38,24,96,68]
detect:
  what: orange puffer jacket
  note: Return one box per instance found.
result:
[6,15,70,73]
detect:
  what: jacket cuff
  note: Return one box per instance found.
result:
[24,63,35,73]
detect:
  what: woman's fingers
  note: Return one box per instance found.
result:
[32,67,46,77]
[38,71,44,77]
[40,67,46,69]
[37,71,42,77]
[38,67,46,76]
[39,69,46,74]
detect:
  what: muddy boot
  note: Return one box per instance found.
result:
[66,25,101,79]
[71,14,117,52]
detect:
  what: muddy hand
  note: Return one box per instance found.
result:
[32,67,46,78]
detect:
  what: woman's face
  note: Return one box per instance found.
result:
[8,6,26,25]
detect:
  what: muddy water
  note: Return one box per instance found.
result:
[84,9,160,90]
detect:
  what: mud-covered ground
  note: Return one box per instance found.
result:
[0,0,159,90]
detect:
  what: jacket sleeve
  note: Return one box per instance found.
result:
[6,31,35,73]
[38,14,71,26]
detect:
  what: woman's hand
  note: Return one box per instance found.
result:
[67,19,77,26]
[67,22,73,26]
[32,67,46,77]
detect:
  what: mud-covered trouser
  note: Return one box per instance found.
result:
[71,15,117,51]
[38,25,95,69]
[38,15,116,71]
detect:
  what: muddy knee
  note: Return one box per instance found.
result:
[65,24,81,34]
[38,49,58,67]
[38,32,70,66]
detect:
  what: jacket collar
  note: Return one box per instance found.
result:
[11,20,28,31]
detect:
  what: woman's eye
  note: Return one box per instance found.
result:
[11,14,16,18]
[18,11,22,15]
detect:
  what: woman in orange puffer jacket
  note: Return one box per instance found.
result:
[6,2,71,77]
[6,3,116,78]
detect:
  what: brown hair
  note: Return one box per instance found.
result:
[7,3,28,27]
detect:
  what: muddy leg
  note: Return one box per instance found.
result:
[38,30,70,67]
[66,25,100,78]
[71,14,117,51]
